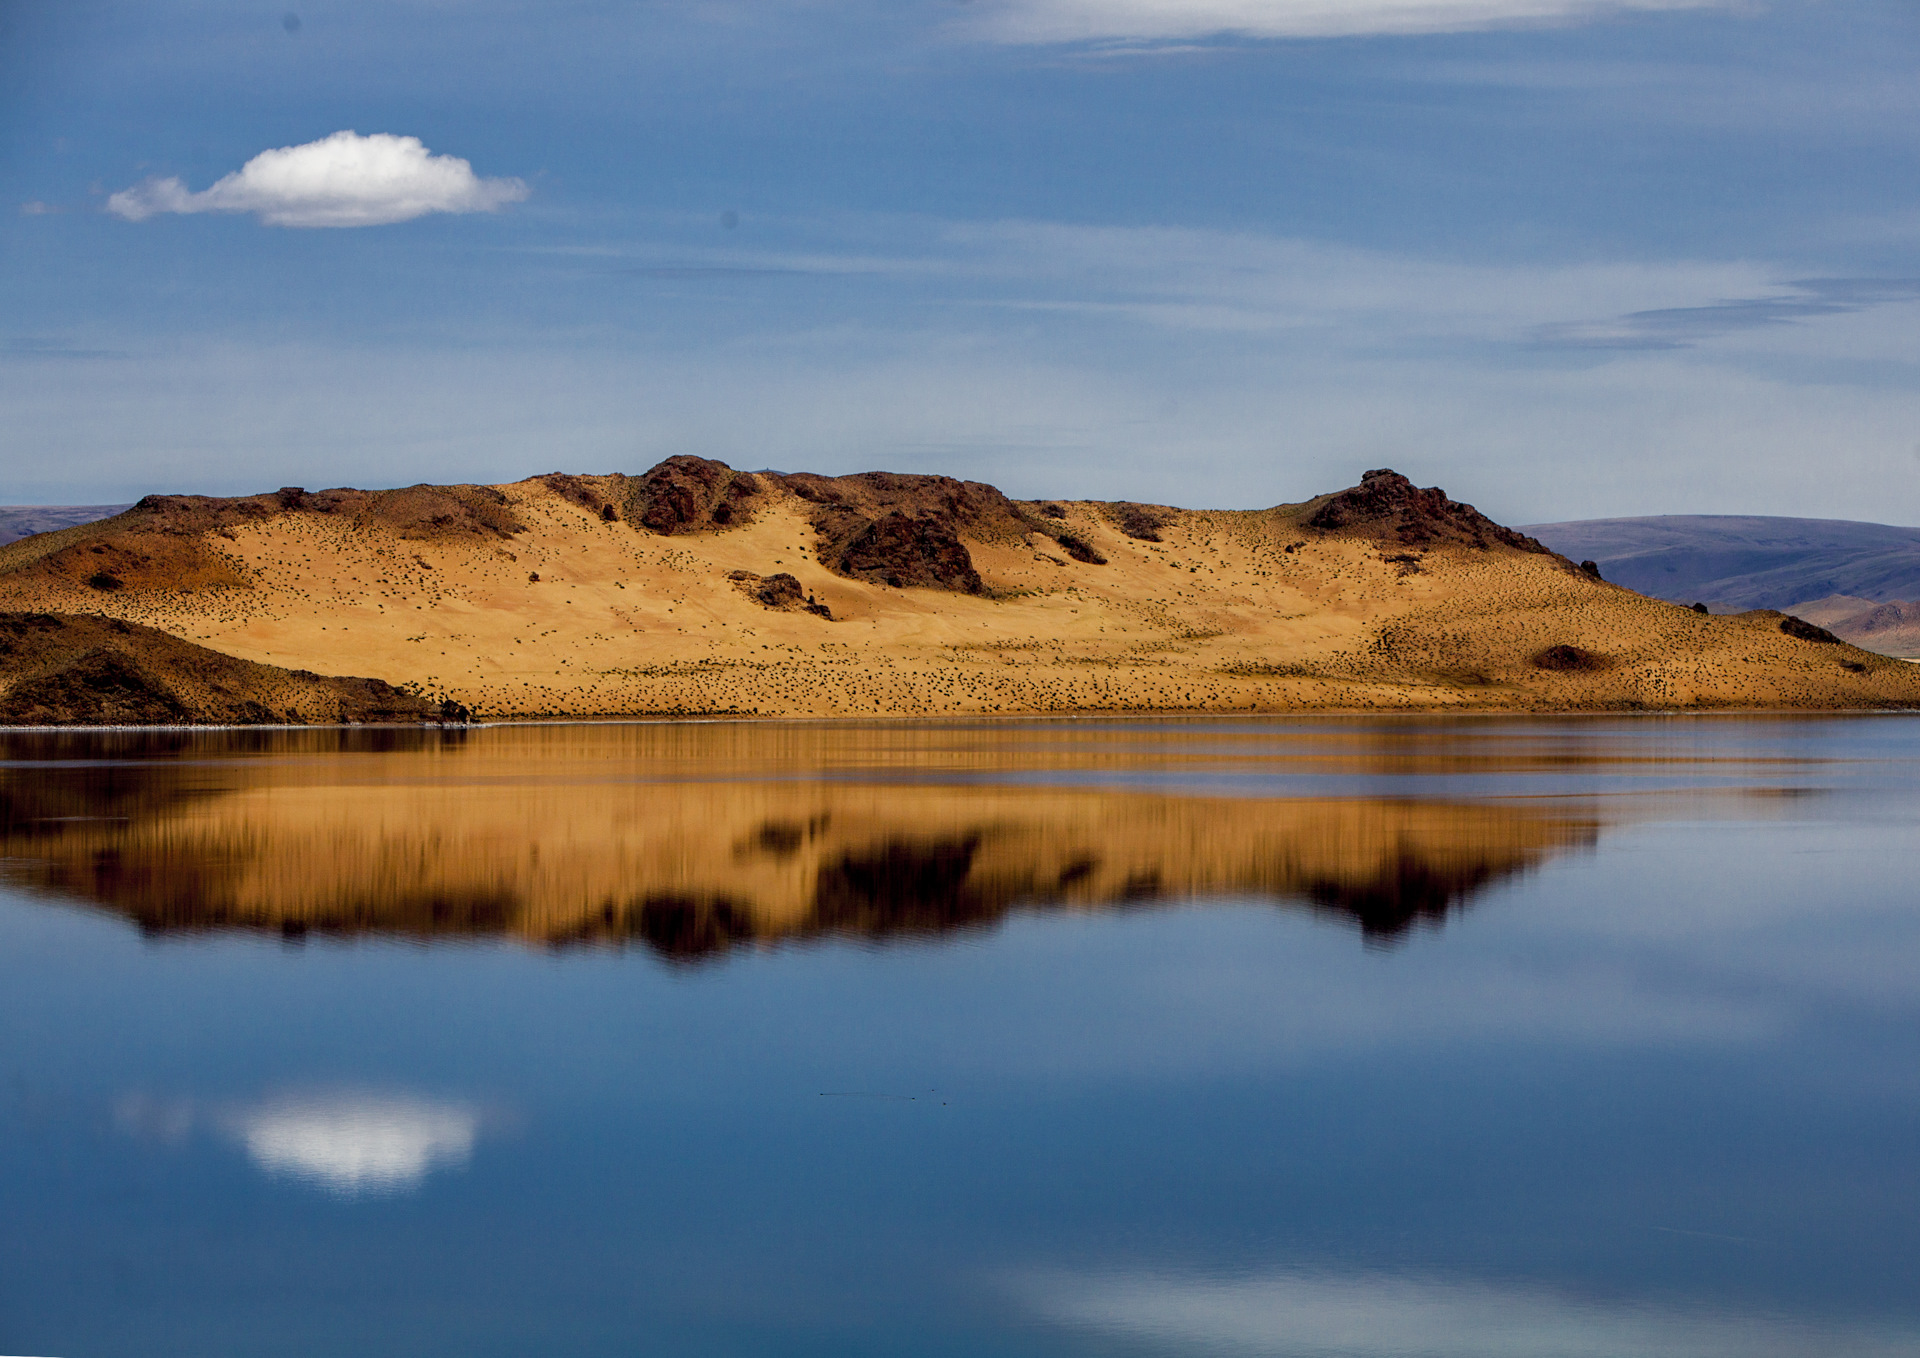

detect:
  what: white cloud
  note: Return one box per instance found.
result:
[972,0,1738,44]
[107,130,528,228]
[1025,1267,1920,1357]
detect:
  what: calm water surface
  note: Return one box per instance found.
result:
[2,716,1917,1357]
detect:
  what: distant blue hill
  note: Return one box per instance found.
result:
[1521,515,1920,612]
[0,505,132,547]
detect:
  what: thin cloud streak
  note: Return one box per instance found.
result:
[1535,278,1920,350]
[970,0,1740,44]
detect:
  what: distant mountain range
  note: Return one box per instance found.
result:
[0,504,133,547]
[1523,515,1920,657]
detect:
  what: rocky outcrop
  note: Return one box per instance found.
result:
[833,512,983,593]
[1778,614,1842,644]
[622,456,764,534]
[1306,469,1551,552]
[728,571,832,618]
[0,613,436,726]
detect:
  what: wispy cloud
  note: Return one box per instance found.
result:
[1535,278,1920,350]
[970,0,1739,44]
[108,130,528,228]
[1025,1267,1920,1357]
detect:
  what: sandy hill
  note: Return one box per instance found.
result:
[0,612,435,725]
[1,461,1915,720]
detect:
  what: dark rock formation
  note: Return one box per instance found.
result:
[1780,615,1842,644]
[837,512,983,593]
[727,571,833,618]
[1306,469,1550,553]
[622,456,763,534]
[767,469,1106,593]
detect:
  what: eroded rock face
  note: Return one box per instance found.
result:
[1307,469,1550,552]
[837,512,983,593]
[625,457,762,534]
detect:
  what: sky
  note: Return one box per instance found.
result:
[3,0,1920,523]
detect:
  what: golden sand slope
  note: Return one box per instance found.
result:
[1,464,1913,717]
[0,731,1595,952]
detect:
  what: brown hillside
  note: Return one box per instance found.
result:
[0,461,1915,719]
[0,612,436,726]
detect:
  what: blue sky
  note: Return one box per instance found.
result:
[4,0,1920,522]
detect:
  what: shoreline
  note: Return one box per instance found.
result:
[4,704,1919,734]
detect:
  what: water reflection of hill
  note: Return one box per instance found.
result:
[0,729,1596,954]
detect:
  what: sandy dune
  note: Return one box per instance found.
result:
[1,462,1914,718]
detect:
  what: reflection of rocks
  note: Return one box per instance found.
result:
[0,733,1594,957]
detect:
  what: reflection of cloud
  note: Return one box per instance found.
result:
[1534,278,1920,351]
[1027,1267,1920,1357]
[973,0,1733,43]
[115,1089,480,1195]
[233,1095,478,1194]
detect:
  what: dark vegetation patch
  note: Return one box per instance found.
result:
[1305,469,1551,552]
[1109,502,1174,542]
[1532,644,1611,672]
[1580,559,1604,580]
[1051,531,1106,565]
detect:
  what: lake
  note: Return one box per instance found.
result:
[2,716,1918,1357]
